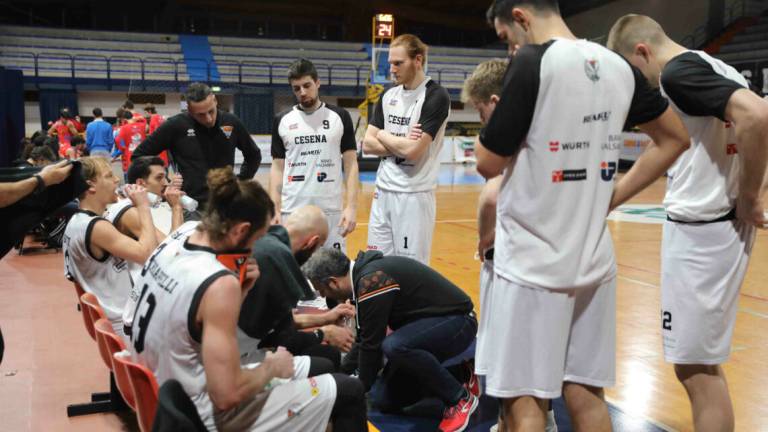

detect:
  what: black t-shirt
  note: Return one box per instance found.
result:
[133,110,262,204]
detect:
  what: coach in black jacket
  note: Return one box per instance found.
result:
[132,83,261,210]
[302,249,476,409]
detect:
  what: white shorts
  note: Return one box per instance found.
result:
[477,273,616,399]
[215,374,337,432]
[366,188,435,264]
[282,211,346,253]
[661,219,755,365]
[474,258,494,378]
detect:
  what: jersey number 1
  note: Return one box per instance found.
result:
[403,236,409,249]
[134,291,157,353]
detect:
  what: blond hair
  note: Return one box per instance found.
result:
[461,59,508,103]
[391,34,428,62]
[607,14,667,56]
[78,156,112,199]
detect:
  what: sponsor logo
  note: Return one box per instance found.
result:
[300,149,322,156]
[287,175,306,183]
[295,135,328,145]
[289,123,299,130]
[288,161,307,168]
[113,258,128,272]
[317,158,336,168]
[601,140,622,150]
[585,59,600,82]
[186,128,195,137]
[389,98,398,106]
[387,114,411,126]
[220,125,233,139]
[583,111,611,123]
[367,244,379,250]
[552,169,587,183]
[316,172,335,183]
[727,143,738,155]
[549,141,590,152]
[600,161,617,181]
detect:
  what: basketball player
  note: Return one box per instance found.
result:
[63,157,160,339]
[270,58,360,252]
[463,59,557,432]
[608,15,768,432]
[116,111,147,177]
[477,1,691,430]
[47,108,79,159]
[362,34,451,264]
[130,168,367,431]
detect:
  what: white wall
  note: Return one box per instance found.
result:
[566,0,710,43]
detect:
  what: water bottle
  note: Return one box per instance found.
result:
[146,191,198,212]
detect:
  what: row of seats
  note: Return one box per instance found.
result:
[716,15,768,63]
[73,283,205,431]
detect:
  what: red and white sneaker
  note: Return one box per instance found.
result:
[465,362,480,397]
[438,392,479,432]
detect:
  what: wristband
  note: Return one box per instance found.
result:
[33,174,46,194]
[314,328,325,343]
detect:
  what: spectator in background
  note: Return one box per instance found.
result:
[47,108,78,159]
[29,146,57,167]
[71,115,85,133]
[85,108,115,158]
[69,136,87,159]
[13,138,34,167]
[144,103,165,134]
[116,110,147,178]
[122,100,146,127]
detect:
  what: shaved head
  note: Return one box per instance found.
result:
[285,205,329,245]
[607,14,668,56]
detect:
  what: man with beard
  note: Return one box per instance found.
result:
[270,59,359,252]
[237,205,356,371]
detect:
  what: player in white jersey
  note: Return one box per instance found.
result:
[363,34,451,264]
[104,156,185,281]
[477,1,691,430]
[608,15,768,432]
[270,59,359,253]
[131,167,367,431]
[63,157,161,340]
[463,59,558,432]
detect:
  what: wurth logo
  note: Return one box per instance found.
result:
[727,144,738,155]
[549,141,559,152]
[601,161,617,181]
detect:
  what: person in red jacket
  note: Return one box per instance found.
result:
[145,104,165,134]
[47,109,79,159]
[116,111,147,176]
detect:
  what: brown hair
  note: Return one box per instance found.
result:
[198,167,274,243]
[78,156,112,198]
[391,34,428,63]
[607,14,667,56]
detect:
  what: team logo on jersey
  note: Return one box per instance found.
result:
[186,128,195,137]
[388,114,411,126]
[389,98,398,106]
[600,161,617,181]
[295,135,328,145]
[317,172,335,183]
[727,144,738,155]
[220,125,233,139]
[552,169,587,183]
[585,59,600,82]
[289,123,299,130]
[287,175,306,183]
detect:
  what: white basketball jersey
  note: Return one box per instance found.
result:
[272,103,357,214]
[371,77,451,193]
[659,50,747,222]
[63,210,138,333]
[480,39,670,289]
[130,221,237,428]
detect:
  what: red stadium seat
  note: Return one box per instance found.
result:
[114,350,159,432]
[93,319,135,410]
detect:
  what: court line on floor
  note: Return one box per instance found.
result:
[355,219,477,227]
[603,396,679,432]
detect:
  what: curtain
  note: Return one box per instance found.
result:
[234,92,274,134]
[38,89,79,131]
[0,67,25,167]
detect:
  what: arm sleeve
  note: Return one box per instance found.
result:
[370,96,385,129]
[271,114,286,159]
[417,84,451,138]
[660,53,745,122]
[624,59,670,128]
[234,118,261,180]
[479,44,546,157]
[339,109,358,152]
[133,119,174,158]
[356,271,398,391]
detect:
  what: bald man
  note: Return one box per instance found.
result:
[609,15,768,432]
[238,206,356,371]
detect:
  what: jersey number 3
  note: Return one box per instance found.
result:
[134,291,157,353]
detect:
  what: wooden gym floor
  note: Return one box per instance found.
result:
[0,166,766,431]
